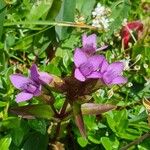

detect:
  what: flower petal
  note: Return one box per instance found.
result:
[107,62,124,76]
[82,34,97,50]
[111,76,127,85]
[33,85,41,96]
[74,48,88,67]
[75,68,86,82]
[39,72,53,84]
[30,64,39,81]
[87,71,102,79]
[10,74,31,90]
[101,59,109,73]
[16,92,33,103]
[88,55,105,70]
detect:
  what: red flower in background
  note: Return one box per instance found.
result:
[121,21,143,49]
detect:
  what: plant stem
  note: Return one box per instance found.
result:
[4,21,98,30]
[120,132,150,150]
[60,100,68,116]
[52,122,61,142]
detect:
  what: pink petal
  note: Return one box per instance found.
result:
[88,55,105,70]
[111,76,127,85]
[30,64,39,81]
[101,59,109,73]
[39,72,53,84]
[87,71,102,79]
[74,68,86,82]
[10,74,31,89]
[74,48,88,67]
[16,92,33,103]
[82,34,97,49]
[33,86,41,96]
[107,62,124,75]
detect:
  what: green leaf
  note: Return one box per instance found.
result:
[10,104,55,120]
[0,135,12,150]
[77,137,88,147]
[88,135,101,144]
[23,132,48,150]
[11,128,24,146]
[28,119,46,135]
[101,136,119,150]
[46,0,62,20]
[2,117,21,129]
[0,0,6,40]
[55,0,76,40]
[106,113,117,133]
[101,137,112,150]
[103,0,131,39]
[27,0,53,20]
[76,0,96,19]
[0,101,7,107]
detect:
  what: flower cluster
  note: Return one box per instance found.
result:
[91,3,112,30]
[74,34,127,85]
[10,34,127,104]
[10,64,52,103]
[121,20,143,48]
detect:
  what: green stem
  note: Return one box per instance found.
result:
[60,100,68,116]
[4,21,98,30]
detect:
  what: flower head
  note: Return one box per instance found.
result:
[10,64,52,103]
[121,20,143,48]
[91,3,112,31]
[101,61,127,85]
[74,48,105,81]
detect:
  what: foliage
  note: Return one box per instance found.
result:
[0,0,150,150]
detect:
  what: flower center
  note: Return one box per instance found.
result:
[23,82,38,94]
[79,62,94,76]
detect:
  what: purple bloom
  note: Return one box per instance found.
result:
[101,61,127,85]
[10,64,53,103]
[81,34,108,55]
[74,48,105,81]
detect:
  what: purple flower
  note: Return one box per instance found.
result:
[10,64,53,103]
[74,48,105,81]
[81,34,108,55]
[101,61,127,85]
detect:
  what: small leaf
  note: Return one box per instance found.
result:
[101,137,112,150]
[81,103,116,115]
[0,135,12,150]
[23,132,48,150]
[11,128,24,146]
[28,119,46,135]
[0,101,7,107]
[88,135,101,144]
[46,0,62,20]
[0,0,6,40]
[77,0,96,19]
[10,104,54,120]
[77,137,88,147]
[27,0,53,20]
[2,117,21,129]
